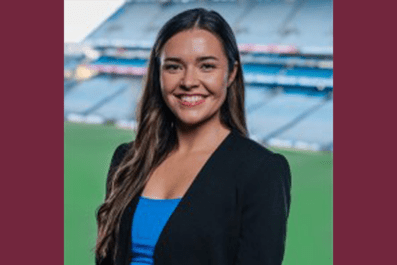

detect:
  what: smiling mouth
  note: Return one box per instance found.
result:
[176,95,206,107]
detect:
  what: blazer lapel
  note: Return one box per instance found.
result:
[153,128,239,264]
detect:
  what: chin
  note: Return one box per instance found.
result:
[177,118,204,128]
[176,112,221,128]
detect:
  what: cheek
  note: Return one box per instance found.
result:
[160,74,172,104]
[159,75,174,110]
[204,72,229,94]
[160,72,176,94]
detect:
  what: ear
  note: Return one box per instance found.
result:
[227,62,238,87]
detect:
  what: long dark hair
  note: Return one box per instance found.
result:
[95,8,247,262]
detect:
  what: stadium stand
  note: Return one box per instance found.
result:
[280,0,333,48]
[65,0,333,151]
[245,85,275,113]
[90,76,142,120]
[274,98,333,150]
[243,64,284,75]
[64,55,85,72]
[64,75,135,115]
[246,92,326,140]
[285,67,333,78]
[234,1,296,44]
[64,79,79,95]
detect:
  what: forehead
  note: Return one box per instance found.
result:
[160,29,225,60]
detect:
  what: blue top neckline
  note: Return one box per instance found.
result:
[139,196,182,201]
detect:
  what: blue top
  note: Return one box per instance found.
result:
[130,196,182,265]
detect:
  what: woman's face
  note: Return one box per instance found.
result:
[159,28,237,128]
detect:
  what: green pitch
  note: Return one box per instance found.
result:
[64,122,333,265]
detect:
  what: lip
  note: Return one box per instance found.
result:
[175,93,209,98]
[177,96,206,107]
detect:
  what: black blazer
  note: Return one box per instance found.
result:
[97,128,292,265]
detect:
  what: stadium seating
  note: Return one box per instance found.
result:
[280,0,333,47]
[235,1,295,44]
[245,85,274,113]
[243,64,284,75]
[84,0,333,51]
[64,75,135,115]
[246,92,325,138]
[64,55,85,71]
[65,0,333,151]
[285,67,333,78]
[90,77,142,120]
[91,57,147,67]
[275,98,333,150]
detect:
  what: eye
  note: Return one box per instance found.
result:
[201,63,216,71]
[163,64,181,72]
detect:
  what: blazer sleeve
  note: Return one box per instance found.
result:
[96,142,132,265]
[235,153,292,265]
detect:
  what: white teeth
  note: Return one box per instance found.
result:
[180,95,204,102]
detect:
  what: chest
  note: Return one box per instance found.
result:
[141,151,215,200]
[122,174,243,265]
[133,167,242,264]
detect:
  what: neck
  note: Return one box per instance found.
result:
[174,119,231,154]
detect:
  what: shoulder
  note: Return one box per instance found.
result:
[109,142,134,168]
[231,132,291,188]
[231,131,279,166]
[105,141,134,197]
[107,141,134,178]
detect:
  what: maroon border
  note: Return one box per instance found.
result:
[334,1,396,264]
[4,0,395,264]
[3,1,64,264]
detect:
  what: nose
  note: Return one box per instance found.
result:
[180,66,199,89]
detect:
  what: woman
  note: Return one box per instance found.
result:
[96,8,291,265]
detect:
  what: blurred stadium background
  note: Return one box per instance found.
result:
[64,0,333,264]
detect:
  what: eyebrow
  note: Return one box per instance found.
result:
[197,56,219,62]
[163,56,219,63]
